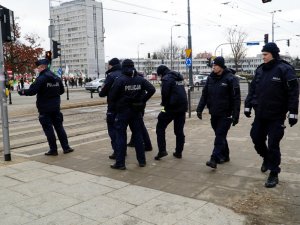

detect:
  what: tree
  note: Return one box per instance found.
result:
[292,57,300,68]
[153,43,185,60]
[226,27,248,73]
[3,21,44,77]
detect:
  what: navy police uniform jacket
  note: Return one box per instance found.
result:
[99,64,122,112]
[109,73,156,112]
[161,71,188,113]
[197,68,241,119]
[23,68,64,113]
[245,59,299,120]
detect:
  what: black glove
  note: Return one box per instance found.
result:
[197,112,202,120]
[232,117,239,126]
[244,111,251,118]
[289,118,298,127]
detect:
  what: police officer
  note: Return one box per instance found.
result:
[197,57,241,169]
[127,72,153,152]
[109,59,156,170]
[245,43,299,188]
[18,59,74,156]
[99,58,122,159]
[155,65,188,160]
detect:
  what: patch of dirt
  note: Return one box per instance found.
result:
[232,189,288,225]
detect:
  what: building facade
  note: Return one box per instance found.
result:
[49,0,105,78]
[132,54,292,77]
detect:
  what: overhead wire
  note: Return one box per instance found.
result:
[55,0,300,48]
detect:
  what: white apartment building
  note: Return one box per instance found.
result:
[132,54,292,77]
[49,0,105,78]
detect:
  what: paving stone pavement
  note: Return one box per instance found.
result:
[0,161,246,225]
[1,91,300,224]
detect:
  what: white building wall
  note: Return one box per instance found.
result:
[50,0,105,78]
[132,54,291,77]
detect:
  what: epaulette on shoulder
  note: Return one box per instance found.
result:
[279,59,294,69]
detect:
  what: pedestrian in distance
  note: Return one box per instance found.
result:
[109,59,156,170]
[18,58,74,156]
[196,56,241,169]
[154,65,188,160]
[99,58,122,160]
[244,42,299,188]
[20,76,24,89]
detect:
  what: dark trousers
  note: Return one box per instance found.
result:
[38,111,70,151]
[250,117,285,173]
[114,109,146,166]
[156,111,186,154]
[210,116,232,161]
[106,111,117,152]
[128,118,152,149]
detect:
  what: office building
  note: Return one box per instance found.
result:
[49,0,105,78]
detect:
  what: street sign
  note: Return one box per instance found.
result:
[246,42,260,46]
[57,68,62,76]
[185,49,192,58]
[185,58,192,67]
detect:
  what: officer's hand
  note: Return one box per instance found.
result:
[197,112,202,120]
[18,89,24,96]
[289,118,298,127]
[232,117,239,126]
[244,111,251,118]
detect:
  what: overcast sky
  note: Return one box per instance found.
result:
[2,0,300,61]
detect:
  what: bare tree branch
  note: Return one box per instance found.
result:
[226,27,248,72]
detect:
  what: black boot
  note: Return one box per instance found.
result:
[261,159,268,173]
[45,150,58,156]
[173,152,182,159]
[265,172,279,188]
[127,142,135,147]
[206,157,217,169]
[110,164,126,170]
[63,148,74,154]
[154,151,168,160]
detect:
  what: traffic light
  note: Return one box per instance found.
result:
[148,53,151,58]
[52,40,61,58]
[0,5,15,43]
[206,57,212,68]
[287,39,290,47]
[45,51,52,63]
[264,34,269,44]
[262,0,272,3]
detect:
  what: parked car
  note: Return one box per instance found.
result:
[194,74,208,86]
[235,74,246,80]
[85,78,105,92]
[199,76,208,86]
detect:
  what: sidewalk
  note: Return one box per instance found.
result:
[0,160,245,225]
[1,98,300,224]
[31,110,300,225]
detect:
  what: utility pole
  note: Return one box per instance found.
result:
[0,13,11,161]
[187,0,193,89]
[93,5,99,78]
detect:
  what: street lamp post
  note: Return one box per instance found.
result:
[171,24,181,70]
[137,42,144,72]
[271,10,282,42]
